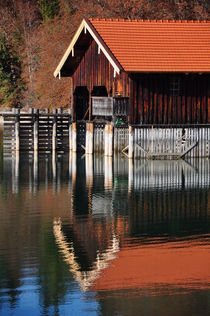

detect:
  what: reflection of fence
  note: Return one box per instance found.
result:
[131,160,210,190]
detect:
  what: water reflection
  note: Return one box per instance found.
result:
[0,151,210,315]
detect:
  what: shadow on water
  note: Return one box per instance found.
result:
[0,148,210,315]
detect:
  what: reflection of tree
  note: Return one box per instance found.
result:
[37,222,74,316]
[0,256,20,311]
[0,159,74,315]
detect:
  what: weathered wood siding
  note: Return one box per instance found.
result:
[72,39,210,125]
[130,73,210,125]
[72,40,130,97]
[72,39,130,120]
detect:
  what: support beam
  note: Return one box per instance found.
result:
[128,125,134,159]
[86,122,94,154]
[104,123,113,157]
[33,108,39,152]
[14,108,20,152]
[72,122,77,152]
[69,122,72,151]
[52,109,57,152]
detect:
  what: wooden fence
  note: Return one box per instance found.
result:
[1,109,210,158]
[131,125,210,159]
[2,108,70,154]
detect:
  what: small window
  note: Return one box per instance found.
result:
[170,77,180,97]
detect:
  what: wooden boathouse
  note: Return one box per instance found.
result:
[54,18,210,126]
[2,19,210,158]
[53,18,210,158]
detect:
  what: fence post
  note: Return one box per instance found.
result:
[114,127,118,153]
[108,124,113,156]
[52,109,57,152]
[128,125,134,159]
[33,108,39,152]
[69,109,72,151]
[86,122,94,154]
[46,108,50,151]
[72,122,77,152]
[14,108,20,152]
[57,108,63,150]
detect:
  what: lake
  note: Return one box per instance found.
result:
[0,131,210,315]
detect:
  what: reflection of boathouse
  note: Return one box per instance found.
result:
[1,153,210,293]
[53,155,210,292]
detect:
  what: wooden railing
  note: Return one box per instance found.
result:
[92,96,129,117]
[113,97,129,116]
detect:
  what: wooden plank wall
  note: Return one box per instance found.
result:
[3,110,70,154]
[130,73,210,125]
[72,40,130,106]
[72,44,210,125]
[133,126,210,158]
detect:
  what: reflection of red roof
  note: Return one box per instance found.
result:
[91,240,210,293]
[89,19,210,72]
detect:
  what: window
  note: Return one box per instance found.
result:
[170,77,181,97]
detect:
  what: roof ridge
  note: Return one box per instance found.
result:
[89,18,210,23]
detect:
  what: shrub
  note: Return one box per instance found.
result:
[38,0,60,21]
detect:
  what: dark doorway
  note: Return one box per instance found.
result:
[74,86,89,120]
[91,86,108,97]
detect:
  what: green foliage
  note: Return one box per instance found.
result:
[0,36,24,108]
[38,0,60,21]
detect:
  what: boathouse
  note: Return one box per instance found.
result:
[54,18,210,125]
[2,19,210,158]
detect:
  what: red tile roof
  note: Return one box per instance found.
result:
[89,19,210,72]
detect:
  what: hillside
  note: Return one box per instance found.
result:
[0,0,209,109]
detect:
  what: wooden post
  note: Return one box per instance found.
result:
[89,94,92,121]
[104,124,108,156]
[46,108,50,151]
[58,108,63,151]
[72,122,77,152]
[128,125,134,159]
[14,108,20,152]
[69,124,72,151]
[52,109,57,152]
[33,108,39,152]
[108,124,113,156]
[69,108,72,151]
[104,123,113,157]
[86,122,94,154]
[114,127,118,153]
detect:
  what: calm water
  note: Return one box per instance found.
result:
[0,132,210,315]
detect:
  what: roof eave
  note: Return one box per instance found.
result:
[53,18,123,78]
